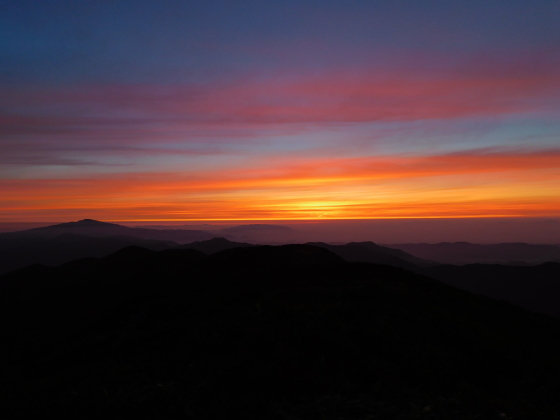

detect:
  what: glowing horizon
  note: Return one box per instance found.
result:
[3,148,560,222]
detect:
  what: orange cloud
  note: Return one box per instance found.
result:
[2,149,560,221]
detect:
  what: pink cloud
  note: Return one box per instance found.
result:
[1,55,558,167]
[4,66,559,128]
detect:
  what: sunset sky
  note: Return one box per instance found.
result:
[1,0,560,222]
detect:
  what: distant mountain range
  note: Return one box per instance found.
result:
[5,219,560,264]
[216,224,300,243]
[0,219,431,275]
[2,219,560,320]
[308,241,435,269]
[0,233,176,275]
[114,221,301,243]
[177,237,254,254]
[0,219,210,275]
[389,242,560,265]
[10,218,215,243]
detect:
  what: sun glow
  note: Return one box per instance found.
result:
[2,150,560,222]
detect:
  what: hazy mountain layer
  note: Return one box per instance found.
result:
[0,233,177,275]
[390,242,560,265]
[4,219,216,243]
[177,237,254,254]
[0,222,426,275]
[308,241,435,269]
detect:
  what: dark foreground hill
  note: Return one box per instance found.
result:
[420,263,560,318]
[2,245,560,419]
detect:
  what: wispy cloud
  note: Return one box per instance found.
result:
[5,68,559,126]
[2,65,558,169]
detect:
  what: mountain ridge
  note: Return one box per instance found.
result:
[389,241,560,265]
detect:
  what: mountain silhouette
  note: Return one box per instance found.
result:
[0,219,218,274]
[37,218,121,229]
[0,234,254,276]
[420,262,560,318]
[177,237,254,254]
[201,243,345,269]
[2,245,560,419]
[5,219,216,243]
[307,241,435,269]
[390,242,560,265]
[0,232,177,275]
[214,223,300,243]
[2,220,559,327]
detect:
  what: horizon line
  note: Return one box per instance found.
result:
[2,215,560,224]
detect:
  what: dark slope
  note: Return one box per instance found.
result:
[0,233,177,275]
[302,242,560,319]
[308,241,434,269]
[390,242,560,265]
[420,262,560,318]
[3,219,216,243]
[2,245,560,419]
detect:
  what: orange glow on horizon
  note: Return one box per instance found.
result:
[2,150,560,222]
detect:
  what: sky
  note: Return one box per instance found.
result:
[1,0,560,225]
